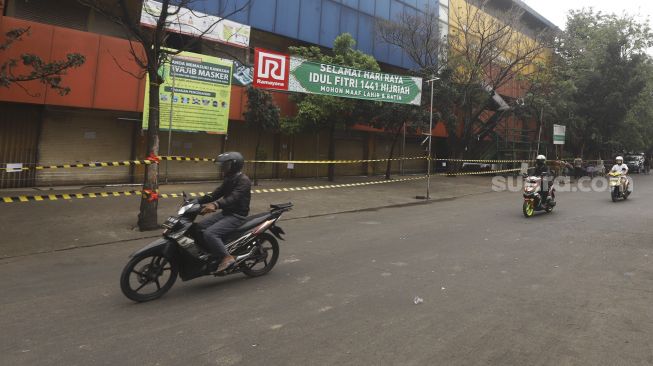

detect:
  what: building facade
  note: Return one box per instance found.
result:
[0,0,553,188]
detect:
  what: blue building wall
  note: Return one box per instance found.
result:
[189,0,441,70]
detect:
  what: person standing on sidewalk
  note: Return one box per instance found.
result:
[573,156,583,180]
[196,152,251,272]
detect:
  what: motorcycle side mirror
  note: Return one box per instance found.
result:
[182,191,188,202]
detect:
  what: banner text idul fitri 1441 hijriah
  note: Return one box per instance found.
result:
[253,48,422,105]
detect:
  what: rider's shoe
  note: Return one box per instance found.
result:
[216,255,236,272]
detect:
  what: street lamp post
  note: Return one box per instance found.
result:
[425,77,439,199]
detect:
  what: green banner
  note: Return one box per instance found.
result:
[289,59,422,105]
[143,51,233,134]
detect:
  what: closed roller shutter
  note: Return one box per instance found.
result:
[36,108,135,186]
[373,135,404,176]
[334,136,365,177]
[0,103,41,188]
[159,131,224,182]
[286,132,327,179]
[224,122,277,180]
[404,139,427,174]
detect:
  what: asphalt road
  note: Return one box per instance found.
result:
[1,175,652,365]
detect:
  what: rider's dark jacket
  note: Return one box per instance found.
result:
[532,163,550,176]
[198,172,251,216]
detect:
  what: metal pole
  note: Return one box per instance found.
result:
[165,57,176,184]
[426,77,439,199]
[400,121,406,175]
[535,106,543,158]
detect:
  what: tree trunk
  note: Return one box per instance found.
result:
[252,128,262,186]
[327,122,336,182]
[137,72,161,231]
[385,127,402,180]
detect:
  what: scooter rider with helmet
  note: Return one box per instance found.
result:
[196,152,251,272]
[611,156,629,174]
[529,154,552,200]
[610,156,630,192]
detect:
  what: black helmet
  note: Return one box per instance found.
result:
[216,151,244,175]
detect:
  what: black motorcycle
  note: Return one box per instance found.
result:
[120,194,292,302]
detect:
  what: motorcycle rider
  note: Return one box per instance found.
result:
[610,156,630,192]
[528,154,551,201]
[196,152,251,272]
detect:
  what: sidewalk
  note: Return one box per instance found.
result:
[0,175,496,258]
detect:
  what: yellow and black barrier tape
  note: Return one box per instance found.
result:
[161,155,427,164]
[0,156,427,171]
[35,160,156,170]
[0,160,156,171]
[246,156,426,164]
[1,156,534,172]
[0,168,522,204]
[1,190,142,203]
[0,177,425,203]
[437,168,521,176]
[435,158,532,163]
[160,156,214,162]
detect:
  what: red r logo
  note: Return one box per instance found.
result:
[254,48,289,90]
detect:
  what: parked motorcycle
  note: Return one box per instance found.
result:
[522,173,556,217]
[608,171,630,202]
[120,193,292,302]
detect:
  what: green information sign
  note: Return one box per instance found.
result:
[553,124,566,145]
[289,58,422,105]
[143,51,233,134]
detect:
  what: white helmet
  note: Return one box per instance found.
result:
[536,154,546,160]
[616,156,623,163]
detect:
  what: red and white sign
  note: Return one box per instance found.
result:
[253,48,289,90]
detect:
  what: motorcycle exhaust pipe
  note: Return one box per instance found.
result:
[235,247,258,263]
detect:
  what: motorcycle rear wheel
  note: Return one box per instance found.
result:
[242,233,279,277]
[120,252,178,302]
[522,201,534,218]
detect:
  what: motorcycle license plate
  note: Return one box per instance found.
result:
[162,216,179,229]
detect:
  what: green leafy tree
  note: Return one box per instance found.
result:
[243,86,280,185]
[1,28,85,95]
[514,58,576,159]
[283,33,379,181]
[554,9,653,158]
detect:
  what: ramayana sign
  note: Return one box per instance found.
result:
[253,48,422,105]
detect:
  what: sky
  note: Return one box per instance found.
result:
[521,0,653,30]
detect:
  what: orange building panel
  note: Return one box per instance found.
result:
[93,36,145,112]
[229,85,245,121]
[0,17,53,104]
[45,27,99,108]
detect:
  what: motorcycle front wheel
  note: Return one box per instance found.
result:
[120,252,178,302]
[522,201,534,218]
[611,188,618,202]
[242,233,279,277]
